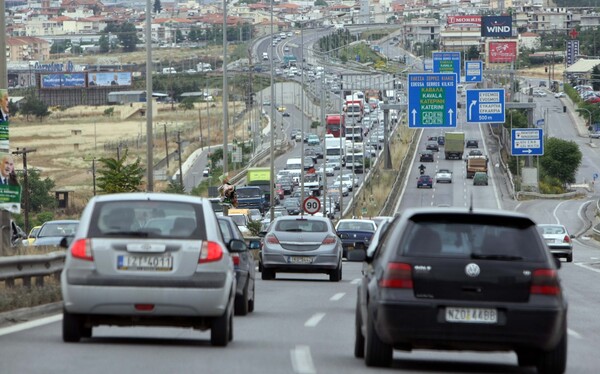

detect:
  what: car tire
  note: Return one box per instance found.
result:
[211,301,232,347]
[364,309,393,367]
[354,300,365,358]
[536,330,567,374]
[330,263,342,282]
[261,268,275,280]
[234,281,249,316]
[248,282,255,313]
[567,254,573,263]
[62,310,83,343]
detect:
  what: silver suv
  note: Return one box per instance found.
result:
[61,193,245,346]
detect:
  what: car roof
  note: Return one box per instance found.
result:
[90,192,205,205]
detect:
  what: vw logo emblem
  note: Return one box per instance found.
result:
[465,263,480,277]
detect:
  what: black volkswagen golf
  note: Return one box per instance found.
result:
[352,207,567,374]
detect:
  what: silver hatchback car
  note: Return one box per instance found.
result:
[260,216,343,281]
[61,193,245,346]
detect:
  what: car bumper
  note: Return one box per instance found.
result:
[262,250,340,272]
[371,298,566,351]
[62,270,233,317]
[548,246,573,257]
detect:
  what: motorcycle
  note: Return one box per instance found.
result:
[419,168,425,175]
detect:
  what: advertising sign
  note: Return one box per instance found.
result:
[0,152,22,214]
[0,89,9,154]
[61,73,86,88]
[40,74,63,88]
[40,73,88,88]
[566,40,580,67]
[447,15,482,26]
[488,41,518,63]
[481,16,513,37]
[87,72,133,87]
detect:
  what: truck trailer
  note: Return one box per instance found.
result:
[444,132,465,160]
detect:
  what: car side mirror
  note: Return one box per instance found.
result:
[228,239,247,253]
[248,239,261,250]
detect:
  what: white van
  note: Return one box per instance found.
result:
[285,158,303,170]
[162,67,176,74]
[262,52,269,61]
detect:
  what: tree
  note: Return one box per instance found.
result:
[176,30,185,43]
[117,22,139,52]
[153,0,162,13]
[540,137,582,185]
[466,46,479,60]
[164,181,186,194]
[96,149,145,193]
[98,34,109,53]
[314,0,327,6]
[17,169,56,212]
[19,95,50,122]
[8,100,18,117]
[179,98,196,111]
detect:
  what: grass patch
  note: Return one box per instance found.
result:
[0,278,62,313]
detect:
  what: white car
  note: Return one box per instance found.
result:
[330,181,349,196]
[336,174,357,190]
[318,164,335,177]
[533,90,547,97]
[435,169,453,183]
[554,92,565,98]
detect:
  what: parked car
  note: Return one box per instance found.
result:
[537,224,574,262]
[217,216,258,315]
[61,193,244,346]
[417,175,433,188]
[590,131,600,139]
[435,169,452,183]
[260,216,343,281]
[554,92,565,98]
[352,207,567,373]
[22,225,42,246]
[34,220,79,247]
[419,150,434,162]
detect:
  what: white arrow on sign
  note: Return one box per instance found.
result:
[468,100,477,120]
[448,108,454,126]
[523,149,533,154]
[411,108,417,125]
[471,76,477,81]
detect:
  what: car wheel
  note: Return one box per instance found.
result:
[62,310,83,343]
[330,263,342,282]
[567,254,573,263]
[261,268,275,280]
[364,309,393,367]
[354,299,365,358]
[248,282,255,313]
[234,281,249,316]
[211,301,232,346]
[536,330,567,374]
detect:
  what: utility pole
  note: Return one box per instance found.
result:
[163,123,169,168]
[12,148,36,234]
[176,131,184,189]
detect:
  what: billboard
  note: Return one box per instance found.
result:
[87,72,132,87]
[40,73,86,88]
[0,152,22,214]
[488,41,518,63]
[447,15,481,26]
[482,16,513,37]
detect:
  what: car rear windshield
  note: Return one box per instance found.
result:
[397,214,545,261]
[337,221,375,231]
[275,219,328,233]
[88,201,207,240]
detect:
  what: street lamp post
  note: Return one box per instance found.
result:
[269,0,276,222]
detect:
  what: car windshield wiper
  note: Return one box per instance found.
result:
[471,253,523,261]
[104,231,150,237]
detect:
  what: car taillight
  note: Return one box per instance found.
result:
[563,235,570,243]
[231,253,240,266]
[530,269,561,296]
[379,262,413,289]
[266,234,280,244]
[199,241,223,263]
[322,235,336,245]
[71,239,93,261]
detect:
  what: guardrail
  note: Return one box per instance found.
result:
[0,251,65,287]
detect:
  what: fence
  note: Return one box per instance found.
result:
[0,251,65,288]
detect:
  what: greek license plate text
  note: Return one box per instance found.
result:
[117,255,173,271]
[445,307,497,324]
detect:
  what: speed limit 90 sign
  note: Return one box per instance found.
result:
[303,196,321,215]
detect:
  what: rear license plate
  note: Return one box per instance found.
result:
[288,256,313,264]
[117,254,173,271]
[445,307,497,324]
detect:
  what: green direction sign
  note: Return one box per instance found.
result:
[408,73,458,128]
[439,60,454,73]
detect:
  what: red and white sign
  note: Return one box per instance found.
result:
[447,15,481,25]
[303,196,321,215]
[488,41,518,63]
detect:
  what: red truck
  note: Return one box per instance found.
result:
[326,114,346,137]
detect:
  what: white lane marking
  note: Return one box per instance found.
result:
[568,328,583,339]
[351,278,361,285]
[304,313,326,327]
[552,201,568,224]
[574,262,600,274]
[0,314,62,337]
[330,293,345,301]
[290,345,316,374]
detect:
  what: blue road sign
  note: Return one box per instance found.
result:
[511,128,544,156]
[432,52,461,77]
[536,119,545,127]
[465,89,506,124]
[594,173,599,180]
[465,60,483,82]
[408,73,458,128]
